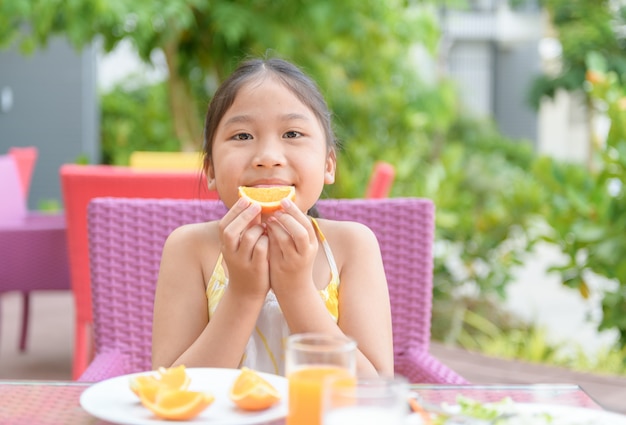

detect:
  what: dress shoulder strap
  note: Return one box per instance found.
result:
[310,217,340,287]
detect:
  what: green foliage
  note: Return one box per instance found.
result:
[527,0,626,349]
[533,0,626,347]
[531,156,608,295]
[529,0,626,108]
[460,310,564,364]
[538,53,626,347]
[0,0,444,149]
[36,199,63,212]
[100,79,181,165]
[420,117,544,302]
[453,303,626,376]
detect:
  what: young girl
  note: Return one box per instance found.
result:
[151,57,393,378]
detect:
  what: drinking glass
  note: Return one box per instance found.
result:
[323,375,410,425]
[285,333,357,425]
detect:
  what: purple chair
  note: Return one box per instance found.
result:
[80,197,467,384]
[0,154,70,352]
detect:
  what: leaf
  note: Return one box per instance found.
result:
[586,51,608,73]
[578,280,590,299]
[570,222,606,243]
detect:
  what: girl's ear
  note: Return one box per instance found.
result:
[206,161,217,190]
[324,149,336,184]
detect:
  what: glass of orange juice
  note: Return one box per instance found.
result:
[285,333,357,425]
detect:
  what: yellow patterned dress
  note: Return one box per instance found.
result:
[206,217,339,375]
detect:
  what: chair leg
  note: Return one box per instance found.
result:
[72,321,92,380]
[19,291,30,352]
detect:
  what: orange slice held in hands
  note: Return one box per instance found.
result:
[229,367,282,411]
[238,185,296,213]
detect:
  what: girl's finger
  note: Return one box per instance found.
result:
[238,224,266,255]
[276,199,316,245]
[251,233,269,262]
[267,213,310,257]
[220,199,262,250]
[266,218,286,260]
[222,197,250,223]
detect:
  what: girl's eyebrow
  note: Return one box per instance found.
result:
[281,113,311,122]
[223,113,311,127]
[222,114,252,126]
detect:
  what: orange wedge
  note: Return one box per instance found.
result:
[129,365,191,403]
[130,375,162,402]
[409,397,434,425]
[229,367,281,411]
[139,389,215,420]
[238,186,296,213]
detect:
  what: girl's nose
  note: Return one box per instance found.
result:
[253,138,285,167]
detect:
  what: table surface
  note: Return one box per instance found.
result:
[0,380,606,424]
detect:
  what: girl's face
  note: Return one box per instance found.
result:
[207,76,336,212]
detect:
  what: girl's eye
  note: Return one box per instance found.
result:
[284,131,301,139]
[233,133,253,141]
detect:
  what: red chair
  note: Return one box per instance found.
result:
[59,164,219,379]
[365,161,396,199]
[79,197,467,384]
[0,154,69,352]
[8,146,38,198]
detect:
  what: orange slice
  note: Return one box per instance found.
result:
[129,375,162,402]
[139,389,215,420]
[238,186,295,213]
[229,367,281,411]
[409,397,434,425]
[129,365,191,402]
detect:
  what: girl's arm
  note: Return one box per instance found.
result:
[333,222,394,377]
[151,224,263,369]
[152,199,270,369]
[267,201,393,377]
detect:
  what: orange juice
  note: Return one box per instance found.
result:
[286,366,355,425]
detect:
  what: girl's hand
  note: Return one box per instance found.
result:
[219,197,269,298]
[266,199,318,295]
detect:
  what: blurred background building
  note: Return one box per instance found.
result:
[0,39,99,209]
[439,0,590,163]
[439,0,543,144]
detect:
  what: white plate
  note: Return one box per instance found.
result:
[80,367,288,425]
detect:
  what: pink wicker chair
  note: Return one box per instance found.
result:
[80,197,467,384]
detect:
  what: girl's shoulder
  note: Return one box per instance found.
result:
[163,220,220,253]
[160,221,222,286]
[314,217,379,250]
[167,220,219,240]
[315,216,371,233]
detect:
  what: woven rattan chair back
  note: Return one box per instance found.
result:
[85,197,466,383]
